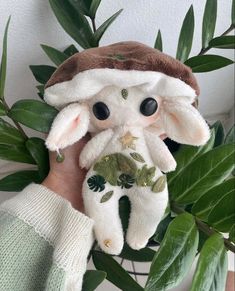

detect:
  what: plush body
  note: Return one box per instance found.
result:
[44,42,210,255]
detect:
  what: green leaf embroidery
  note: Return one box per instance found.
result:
[130,152,145,163]
[152,175,166,193]
[117,174,135,189]
[93,155,119,185]
[117,153,137,176]
[100,191,114,203]
[87,175,106,192]
[121,88,128,99]
[136,165,156,187]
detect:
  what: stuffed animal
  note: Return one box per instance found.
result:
[44,41,210,255]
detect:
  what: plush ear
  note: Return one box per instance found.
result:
[45,103,89,152]
[161,100,210,146]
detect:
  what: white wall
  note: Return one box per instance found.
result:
[0,1,234,290]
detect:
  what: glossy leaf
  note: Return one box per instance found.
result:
[208,189,235,232]
[41,44,68,66]
[94,9,123,44]
[202,0,217,48]
[232,0,235,25]
[184,55,234,72]
[82,270,106,291]
[0,170,41,191]
[29,65,56,84]
[224,124,235,144]
[211,120,224,147]
[8,99,58,133]
[145,213,198,291]
[0,16,10,100]
[209,36,235,49]
[154,214,173,244]
[63,44,78,56]
[49,0,95,49]
[154,29,163,51]
[25,137,49,179]
[36,85,44,96]
[68,0,92,17]
[171,144,235,204]
[176,5,194,62]
[0,144,36,164]
[0,118,26,145]
[0,103,6,116]
[92,251,143,291]
[119,243,155,262]
[190,233,227,291]
[89,0,102,19]
[168,129,215,186]
[192,178,235,221]
[229,224,235,243]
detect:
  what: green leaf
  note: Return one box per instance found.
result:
[192,178,235,221]
[154,29,163,51]
[92,251,143,291]
[211,120,224,147]
[171,144,235,204]
[89,0,102,19]
[176,5,194,62]
[145,213,198,291]
[0,144,36,164]
[202,0,217,49]
[41,44,68,66]
[229,224,235,243]
[168,128,215,186]
[29,65,56,84]
[63,44,78,56]
[232,0,235,26]
[208,189,235,232]
[49,0,95,49]
[36,85,44,96]
[94,9,123,44]
[190,233,227,291]
[130,152,145,163]
[68,0,92,17]
[184,55,234,73]
[8,100,58,133]
[209,35,235,49]
[82,270,106,291]
[0,16,10,100]
[0,103,6,116]
[152,175,166,193]
[154,214,173,244]
[0,170,41,192]
[224,124,235,144]
[25,137,49,179]
[119,243,155,262]
[0,118,26,145]
[136,165,155,187]
[100,190,114,203]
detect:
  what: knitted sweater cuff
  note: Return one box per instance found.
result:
[0,183,94,272]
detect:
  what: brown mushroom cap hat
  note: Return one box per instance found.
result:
[44,41,199,108]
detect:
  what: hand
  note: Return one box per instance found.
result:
[42,135,90,212]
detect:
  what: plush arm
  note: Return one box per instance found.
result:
[79,129,114,169]
[144,129,176,173]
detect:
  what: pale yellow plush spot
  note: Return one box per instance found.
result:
[119,131,138,150]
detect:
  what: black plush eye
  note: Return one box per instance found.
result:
[140,98,158,116]
[93,102,110,120]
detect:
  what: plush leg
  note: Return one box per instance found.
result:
[82,170,124,255]
[126,184,168,250]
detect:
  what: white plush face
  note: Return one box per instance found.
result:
[87,85,161,131]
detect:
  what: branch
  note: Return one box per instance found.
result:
[171,202,235,253]
[2,98,28,139]
[198,24,235,56]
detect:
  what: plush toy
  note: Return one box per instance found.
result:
[44,41,210,255]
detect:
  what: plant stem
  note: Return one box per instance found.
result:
[198,24,235,56]
[2,98,28,139]
[171,202,235,253]
[91,18,97,32]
